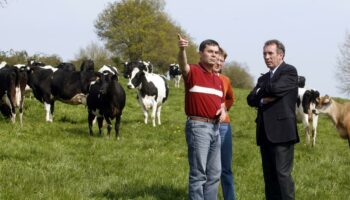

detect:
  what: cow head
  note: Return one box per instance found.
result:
[124,60,152,79]
[316,95,332,114]
[98,73,114,95]
[99,65,119,81]
[169,63,181,78]
[298,76,306,88]
[127,67,145,89]
[80,59,95,72]
[27,60,45,67]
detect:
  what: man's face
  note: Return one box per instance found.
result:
[263,44,283,70]
[199,45,219,66]
[213,55,225,73]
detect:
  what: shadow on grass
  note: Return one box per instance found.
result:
[91,184,187,200]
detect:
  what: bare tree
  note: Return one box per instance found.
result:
[336,32,350,96]
[0,0,7,8]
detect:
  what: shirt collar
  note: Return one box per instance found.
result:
[270,62,283,75]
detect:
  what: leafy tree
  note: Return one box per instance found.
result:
[222,61,254,89]
[74,41,114,70]
[95,0,198,73]
[336,32,350,96]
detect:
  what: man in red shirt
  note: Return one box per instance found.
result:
[178,34,227,200]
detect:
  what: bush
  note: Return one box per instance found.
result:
[222,61,254,89]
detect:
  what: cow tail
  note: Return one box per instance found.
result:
[162,77,169,103]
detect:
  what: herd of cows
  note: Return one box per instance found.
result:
[0,60,182,139]
[0,59,349,146]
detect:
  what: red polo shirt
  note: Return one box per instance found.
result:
[185,63,224,119]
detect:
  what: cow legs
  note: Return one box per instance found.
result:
[19,95,24,127]
[3,92,16,123]
[311,115,318,147]
[97,117,104,136]
[105,116,112,138]
[142,107,148,124]
[174,76,181,88]
[9,98,16,124]
[44,102,54,122]
[305,127,310,146]
[10,105,16,124]
[114,115,121,140]
[88,111,95,136]
[50,102,55,122]
[156,105,162,125]
[302,115,310,146]
[151,104,157,127]
[311,128,317,147]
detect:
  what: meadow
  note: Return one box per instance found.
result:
[0,78,349,200]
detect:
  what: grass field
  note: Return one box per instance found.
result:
[0,79,350,200]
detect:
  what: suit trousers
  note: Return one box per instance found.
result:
[260,144,295,200]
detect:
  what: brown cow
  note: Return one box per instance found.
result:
[316,95,350,147]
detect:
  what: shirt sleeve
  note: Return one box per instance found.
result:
[225,81,234,110]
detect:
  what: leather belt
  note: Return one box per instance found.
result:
[187,116,218,124]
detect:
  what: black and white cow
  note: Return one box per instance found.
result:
[0,63,19,123]
[168,63,182,88]
[87,65,126,139]
[26,61,57,122]
[51,60,97,105]
[296,87,320,147]
[0,62,28,126]
[26,60,97,122]
[125,61,169,127]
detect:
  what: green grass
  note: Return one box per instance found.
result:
[1,79,350,200]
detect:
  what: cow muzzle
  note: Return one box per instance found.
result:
[127,84,134,89]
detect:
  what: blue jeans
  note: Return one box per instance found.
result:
[186,119,221,200]
[219,123,236,200]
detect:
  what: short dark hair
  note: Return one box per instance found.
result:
[199,39,219,52]
[264,39,285,57]
[219,47,228,59]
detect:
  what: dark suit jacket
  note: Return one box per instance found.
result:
[247,62,299,145]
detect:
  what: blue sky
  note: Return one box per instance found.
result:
[1,0,349,98]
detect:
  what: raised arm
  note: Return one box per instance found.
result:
[177,34,190,80]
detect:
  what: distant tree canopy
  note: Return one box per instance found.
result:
[0,50,61,66]
[94,0,198,73]
[222,61,254,89]
[336,32,350,96]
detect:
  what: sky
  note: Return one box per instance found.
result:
[1,0,349,98]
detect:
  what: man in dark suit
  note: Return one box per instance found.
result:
[247,39,299,200]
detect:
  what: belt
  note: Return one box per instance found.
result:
[187,116,218,124]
